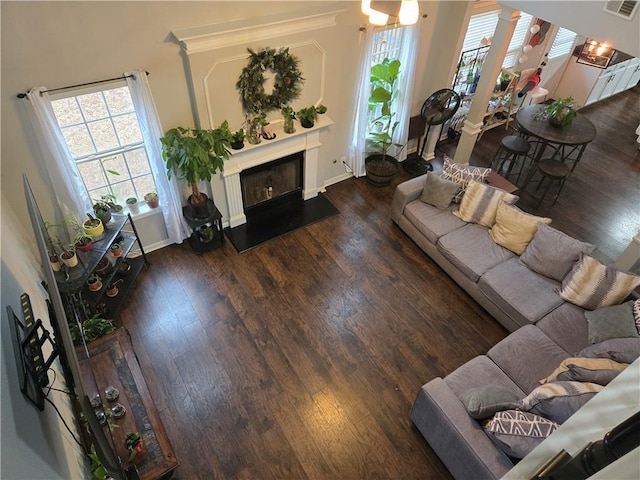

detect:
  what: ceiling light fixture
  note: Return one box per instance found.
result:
[399,0,419,25]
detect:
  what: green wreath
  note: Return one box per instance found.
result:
[236,47,304,115]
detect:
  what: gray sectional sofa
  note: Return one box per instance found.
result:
[390,172,637,479]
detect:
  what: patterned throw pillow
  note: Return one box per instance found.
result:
[539,357,628,386]
[441,156,491,203]
[519,381,603,423]
[483,410,559,459]
[556,253,640,310]
[634,299,640,334]
[453,181,519,228]
[489,201,552,254]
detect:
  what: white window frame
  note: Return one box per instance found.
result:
[548,27,578,59]
[50,83,157,205]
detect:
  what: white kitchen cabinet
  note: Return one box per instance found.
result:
[554,54,638,108]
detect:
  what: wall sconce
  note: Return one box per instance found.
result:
[362,0,420,26]
[576,39,616,69]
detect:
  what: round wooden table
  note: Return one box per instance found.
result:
[515,104,597,187]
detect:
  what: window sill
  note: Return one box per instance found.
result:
[126,204,162,220]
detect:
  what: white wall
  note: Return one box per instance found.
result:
[1,196,88,479]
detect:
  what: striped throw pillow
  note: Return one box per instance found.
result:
[453,180,519,228]
[556,253,640,310]
[442,156,491,203]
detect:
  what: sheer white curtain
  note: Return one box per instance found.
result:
[350,26,375,177]
[25,87,92,215]
[125,70,189,243]
[349,23,422,177]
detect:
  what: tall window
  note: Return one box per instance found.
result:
[51,85,156,204]
[548,27,578,59]
[460,10,533,68]
[367,25,405,127]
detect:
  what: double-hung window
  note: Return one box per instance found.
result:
[51,85,156,204]
[548,27,578,59]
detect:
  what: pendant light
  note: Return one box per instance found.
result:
[399,0,419,25]
[369,8,390,26]
[361,0,371,15]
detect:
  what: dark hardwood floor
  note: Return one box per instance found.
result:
[119,87,639,479]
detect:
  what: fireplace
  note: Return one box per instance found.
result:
[240,151,304,217]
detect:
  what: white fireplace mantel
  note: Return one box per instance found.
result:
[219,115,334,228]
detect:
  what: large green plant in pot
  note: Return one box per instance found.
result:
[365,57,403,186]
[160,122,232,216]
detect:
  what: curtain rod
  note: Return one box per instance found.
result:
[16,71,149,99]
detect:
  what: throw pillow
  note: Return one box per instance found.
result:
[584,301,640,344]
[556,254,640,310]
[539,357,628,386]
[634,299,640,334]
[576,337,640,364]
[460,386,521,420]
[519,381,603,424]
[441,156,491,203]
[419,171,461,209]
[483,410,559,459]
[520,223,596,282]
[489,202,552,255]
[453,180,519,228]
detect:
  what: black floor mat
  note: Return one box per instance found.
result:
[224,194,339,253]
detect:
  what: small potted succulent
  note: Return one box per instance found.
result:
[109,242,123,258]
[73,232,94,253]
[144,191,159,208]
[87,274,102,292]
[126,197,139,214]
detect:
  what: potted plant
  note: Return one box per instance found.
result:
[245,113,267,144]
[125,432,145,462]
[296,104,327,128]
[281,106,296,134]
[105,279,123,298]
[231,128,245,150]
[499,71,512,91]
[144,191,159,208]
[540,96,578,128]
[160,122,232,219]
[73,232,94,253]
[83,215,104,237]
[109,242,123,258]
[365,57,403,186]
[125,197,139,214]
[87,274,102,292]
[49,251,61,272]
[92,196,114,224]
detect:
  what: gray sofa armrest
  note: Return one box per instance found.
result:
[410,378,514,480]
[390,173,427,223]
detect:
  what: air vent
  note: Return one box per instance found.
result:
[603,0,638,19]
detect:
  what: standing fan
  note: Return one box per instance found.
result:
[404,88,461,175]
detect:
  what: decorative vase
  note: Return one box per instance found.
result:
[247,120,262,144]
[61,251,78,268]
[144,193,159,208]
[83,218,104,237]
[126,198,139,214]
[300,118,314,129]
[283,117,296,134]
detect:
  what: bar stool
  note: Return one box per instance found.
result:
[490,135,531,185]
[529,158,571,208]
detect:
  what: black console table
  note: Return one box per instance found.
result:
[182,200,224,254]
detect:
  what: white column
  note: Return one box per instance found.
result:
[223,172,246,228]
[454,6,520,164]
[303,130,323,200]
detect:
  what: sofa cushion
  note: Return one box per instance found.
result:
[437,224,516,283]
[519,381,603,423]
[539,357,628,385]
[489,202,551,255]
[557,254,640,310]
[444,355,525,398]
[520,223,596,282]
[487,325,569,393]
[479,257,565,327]
[634,299,640,333]
[404,200,466,245]
[536,303,589,355]
[442,156,491,203]
[585,301,640,344]
[483,410,559,459]
[419,171,461,209]
[453,181,519,228]
[460,386,521,420]
[576,338,640,364]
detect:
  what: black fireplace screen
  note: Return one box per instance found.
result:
[240,151,304,211]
